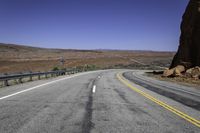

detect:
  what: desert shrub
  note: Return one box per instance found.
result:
[86,64,97,70]
[52,66,59,71]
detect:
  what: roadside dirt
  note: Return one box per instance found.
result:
[146,72,200,89]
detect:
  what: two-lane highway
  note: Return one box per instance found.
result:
[0,70,199,133]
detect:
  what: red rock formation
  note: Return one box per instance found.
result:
[170,0,200,69]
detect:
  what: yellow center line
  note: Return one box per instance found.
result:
[116,73,200,128]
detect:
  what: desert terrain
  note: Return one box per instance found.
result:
[0,43,174,74]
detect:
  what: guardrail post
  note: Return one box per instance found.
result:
[3,73,9,86]
[4,80,9,86]
[19,78,22,83]
[29,72,32,81]
[30,76,32,81]
[45,73,48,78]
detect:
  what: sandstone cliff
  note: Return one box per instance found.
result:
[171,0,200,69]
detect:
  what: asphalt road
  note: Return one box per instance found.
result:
[123,71,200,111]
[0,70,200,133]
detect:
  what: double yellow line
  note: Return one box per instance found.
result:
[117,73,200,128]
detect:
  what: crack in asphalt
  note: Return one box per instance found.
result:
[82,75,100,133]
[113,88,148,115]
[82,88,94,133]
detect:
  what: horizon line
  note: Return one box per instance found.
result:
[0,42,176,53]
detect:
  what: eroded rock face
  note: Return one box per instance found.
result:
[170,0,200,69]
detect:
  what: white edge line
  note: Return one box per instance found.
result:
[92,85,96,93]
[0,71,100,100]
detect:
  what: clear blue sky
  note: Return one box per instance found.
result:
[0,0,189,51]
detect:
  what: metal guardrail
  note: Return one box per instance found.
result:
[0,69,82,86]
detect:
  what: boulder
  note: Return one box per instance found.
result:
[163,65,185,77]
[186,66,200,79]
[163,68,174,77]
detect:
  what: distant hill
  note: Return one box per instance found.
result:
[0,43,175,73]
[0,43,104,61]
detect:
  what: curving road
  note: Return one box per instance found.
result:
[0,70,199,133]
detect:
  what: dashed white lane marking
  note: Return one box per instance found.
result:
[92,85,96,93]
[0,71,101,101]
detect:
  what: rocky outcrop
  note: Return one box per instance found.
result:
[170,0,200,69]
[163,0,200,79]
